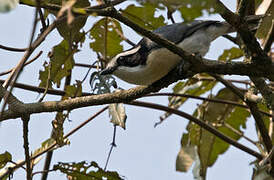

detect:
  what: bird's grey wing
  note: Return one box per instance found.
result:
[118,20,219,66]
[138,20,218,51]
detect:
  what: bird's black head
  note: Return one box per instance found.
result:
[100,45,144,75]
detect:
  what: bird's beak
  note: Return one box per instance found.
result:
[99,64,118,75]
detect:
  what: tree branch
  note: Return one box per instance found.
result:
[22,115,31,180]
[0,44,27,52]
[146,93,272,117]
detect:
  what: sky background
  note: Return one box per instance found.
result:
[0,0,261,179]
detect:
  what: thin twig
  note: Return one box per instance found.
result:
[36,0,47,31]
[32,169,56,177]
[74,62,97,69]
[104,125,117,171]
[224,122,257,145]
[65,106,108,138]
[111,19,136,47]
[0,79,68,96]
[0,44,27,52]
[222,34,240,45]
[146,93,272,117]
[28,4,39,48]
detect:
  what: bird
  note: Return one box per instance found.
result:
[100,15,262,85]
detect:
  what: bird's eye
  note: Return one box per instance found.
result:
[117,56,124,65]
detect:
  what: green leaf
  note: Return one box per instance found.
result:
[0,151,12,169]
[109,103,127,129]
[54,161,123,180]
[201,106,250,168]
[177,88,250,177]
[89,18,123,58]
[56,16,87,42]
[136,0,217,21]
[39,40,75,88]
[218,47,244,61]
[192,89,240,169]
[178,0,216,21]
[0,0,18,13]
[121,3,166,30]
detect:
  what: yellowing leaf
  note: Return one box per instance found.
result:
[218,47,244,61]
[0,151,11,169]
[176,145,196,172]
[109,103,127,129]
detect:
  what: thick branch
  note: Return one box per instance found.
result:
[0,85,24,110]
[194,59,274,80]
